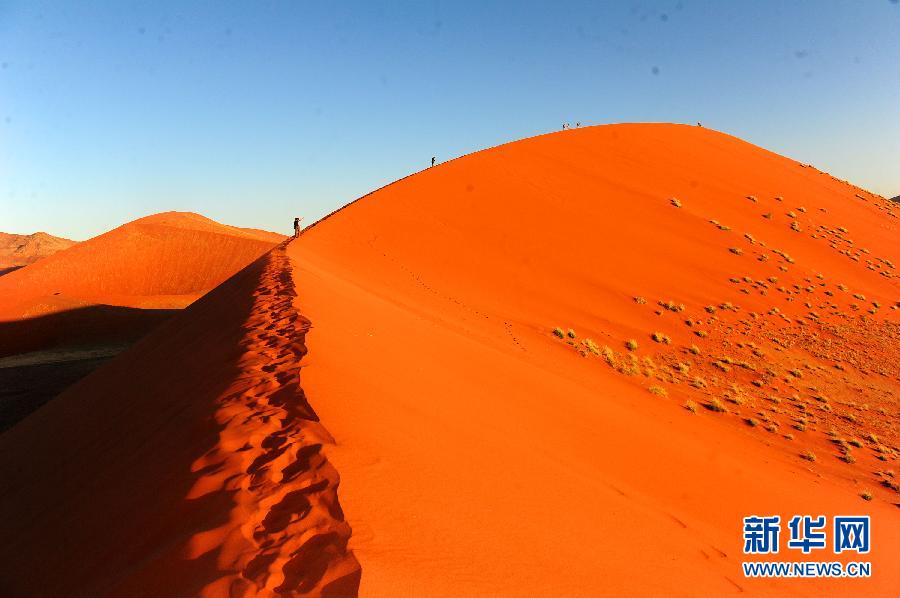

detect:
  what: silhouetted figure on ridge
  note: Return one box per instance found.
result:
[293,217,302,238]
[431,156,436,167]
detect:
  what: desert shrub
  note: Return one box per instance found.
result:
[705,398,727,413]
[651,332,671,344]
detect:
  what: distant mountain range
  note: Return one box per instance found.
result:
[0,232,76,275]
[890,195,899,202]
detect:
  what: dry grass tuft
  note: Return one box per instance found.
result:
[582,338,601,356]
[705,398,727,413]
[651,332,671,344]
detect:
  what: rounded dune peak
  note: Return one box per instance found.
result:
[128,211,285,243]
[292,121,899,596]
[0,211,285,317]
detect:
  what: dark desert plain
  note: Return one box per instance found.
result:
[0,124,898,597]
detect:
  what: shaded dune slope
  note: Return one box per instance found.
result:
[290,123,898,595]
[0,244,359,597]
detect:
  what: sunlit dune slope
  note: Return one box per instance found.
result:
[290,123,899,596]
[0,211,284,318]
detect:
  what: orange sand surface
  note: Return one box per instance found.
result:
[291,124,898,596]
[0,124,897,596]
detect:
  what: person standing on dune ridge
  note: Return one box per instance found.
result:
[431,156,436,167]
[293,217,302,238]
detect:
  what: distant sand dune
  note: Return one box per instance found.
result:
[0,212,284,431]
[0,231,76,272]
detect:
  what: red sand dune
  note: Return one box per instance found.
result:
[0,211,284,355]
[0,211,284,318]
[1,124,898,596]
[0,231,76,275]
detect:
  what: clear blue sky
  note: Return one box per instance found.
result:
[2,1,899,240]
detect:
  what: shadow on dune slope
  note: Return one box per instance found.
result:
[0,304,177,359]
[0,243,359,597]
[0,305,179,432]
